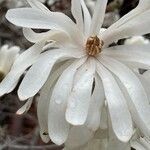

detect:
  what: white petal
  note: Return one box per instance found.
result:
[38,61,71,143]
[0,42,45,96]
[97,61,133,142]
[107,0,150,31]
[85,74,105,131]
[135,73,150,103]
[108,131,130,150]
[66,58,96,125]
[80,0,91,36]
[18,49,85,100]
[6,8,83,45]
[103,44,150,69]
[65,126,94,149]
[102,8,150,46]
[71,0,83,33]
[100,106,108,130]
[23,28,70,45]
[48,57,87,145]
[16,98,33,115]
[99,55,150,137]
[90,0,108,35]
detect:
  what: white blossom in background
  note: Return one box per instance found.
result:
[1,0,150,149]
[0,45,20,82]
[125,36,150,45]
[47,0,60,6]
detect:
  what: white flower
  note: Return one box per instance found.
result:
[0,45,20,82]
[2,0,150,146]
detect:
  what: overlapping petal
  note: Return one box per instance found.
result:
[48,58,87,145]
[99,56,150,137]
[66,58,96,125]
[102,2,150,46]
[103,44,150,69]
[6,8,83,45]
[0,42,45,96]
[90,0,108,35]
[18,49,85,100]
[38,61,71,143]
[97,60,133,142]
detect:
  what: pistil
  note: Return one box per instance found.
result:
[86,36,104,56]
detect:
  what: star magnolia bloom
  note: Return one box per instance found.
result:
[0,45,20,82]
[2,0,150,146]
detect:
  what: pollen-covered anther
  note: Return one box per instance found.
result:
[86,36,104,56]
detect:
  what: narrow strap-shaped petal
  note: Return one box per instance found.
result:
[97,60,133,142]
[71,0,84,33]
[38,61,71,143]
[66,58,96,125]
[90,0,108,35]
[107,0,150,31]
[85,74,105,131]
[99,55,150,137]
[65,126,94,149]
[6,8,83,45]
[0,42,45,96]
[23,28,70,46]
[102,9,150,46]
[80,0,91,36]
[48,58,87,145]
[18,49,85,100]
[23,28,52,43]
[107,119,131,150]
[102,44,150,69]
[16,98,33,115]
[27,0,49,12]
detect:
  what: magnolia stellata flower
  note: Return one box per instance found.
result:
[0,45,20,82]
[2,0,150,146]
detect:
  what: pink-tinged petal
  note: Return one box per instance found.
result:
[0,42,45,96]
[48,58,86,145]
[99,55,150,137]
[97,60,133,142]
[66,58,96,125]
[90,0,108,35]
[18,49,85,100]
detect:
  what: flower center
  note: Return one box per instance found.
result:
[86,36,104,56]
